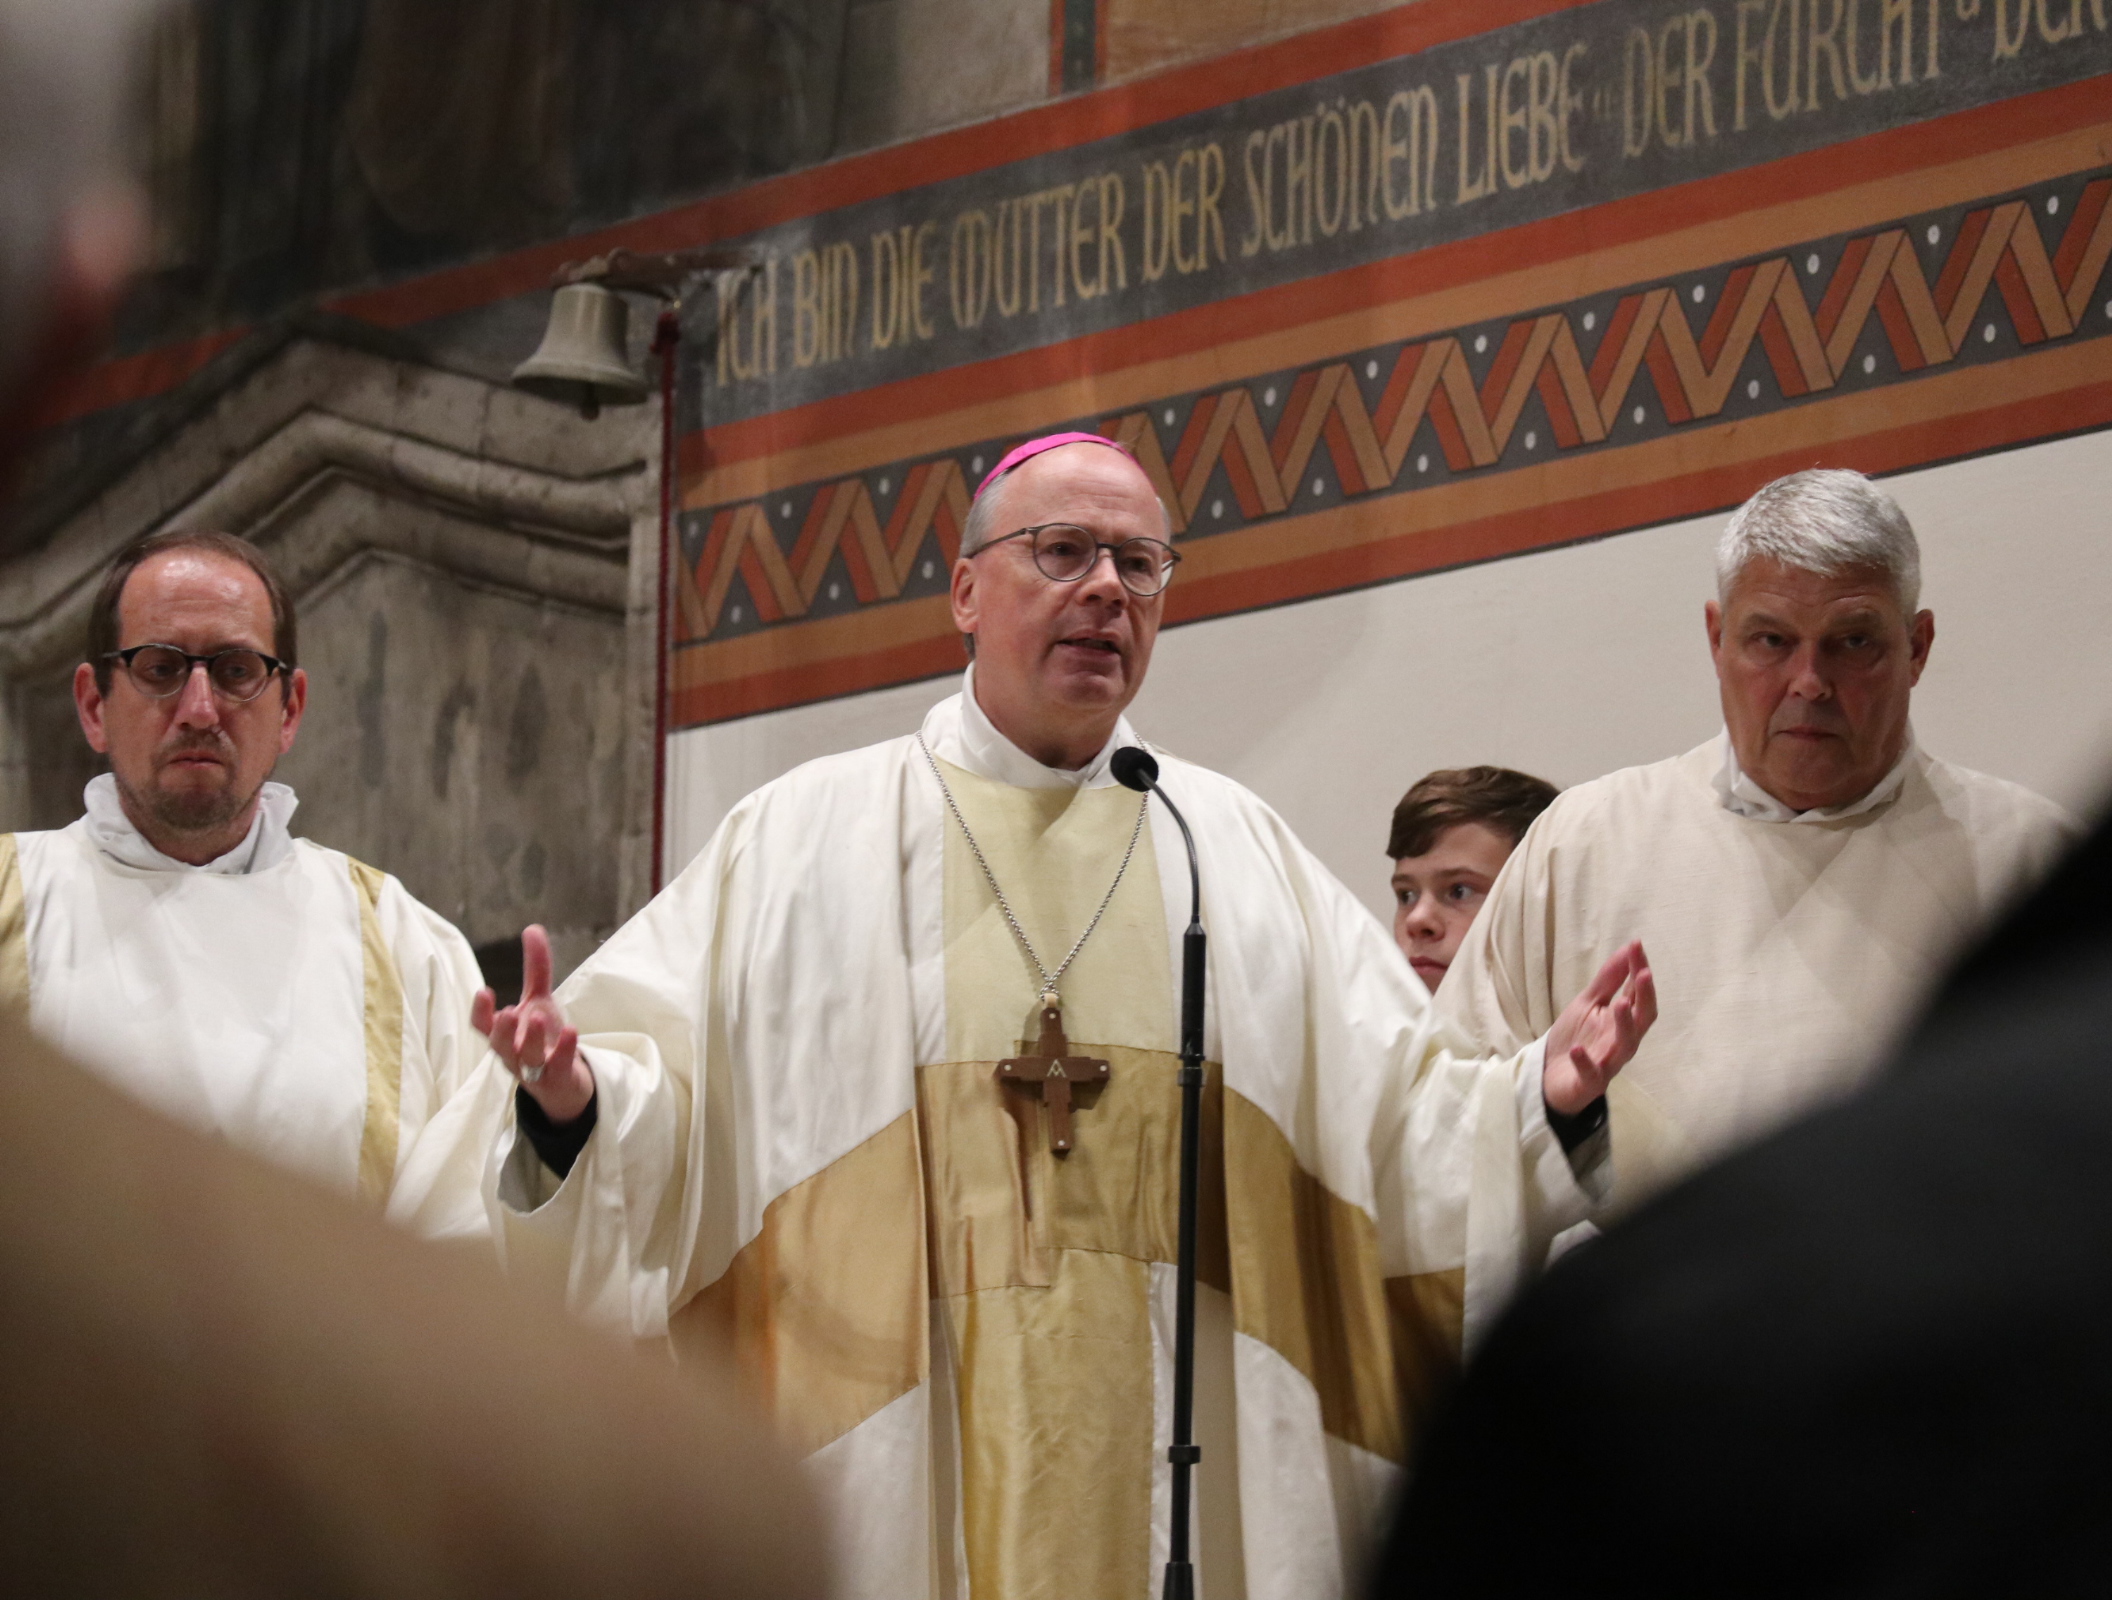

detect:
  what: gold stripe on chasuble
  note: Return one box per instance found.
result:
[1222,1090,1409,1465]
[951,1252,1158,1599]
[346,859,405,1204]
[926,756,1227,1290]
[1387,1267,1466,1424]
[0,835,24,1013]
[919,1047,1230,1600]
[934,761,1184,1599]
[919,1046,1228,1295]
[671,1112,928,1459]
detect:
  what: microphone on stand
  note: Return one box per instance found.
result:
[1112,745,1205,1600]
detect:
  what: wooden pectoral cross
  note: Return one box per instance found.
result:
[997,998,1109,1156]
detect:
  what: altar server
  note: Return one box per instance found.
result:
[4,528,497,1212]
[468,434,1656,1600]
[1440,468,2073,1207]
[1387,766,1558,989]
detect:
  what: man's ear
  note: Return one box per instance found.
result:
[73,662,110,754]
[277,668,309,754]
[1907,609,1935,686]
[1704,598,1725,661]
[949,555,980,637]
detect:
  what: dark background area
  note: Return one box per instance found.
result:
[121,0,852,350]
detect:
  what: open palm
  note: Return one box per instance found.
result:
[1543,940,1656,1115]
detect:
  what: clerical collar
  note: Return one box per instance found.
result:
[919,666,1135,790]
[82,772,300,874]
[1711,730,1917,824]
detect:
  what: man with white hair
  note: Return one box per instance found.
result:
[1440,467,2074,1208]
[464,431,1657,1600]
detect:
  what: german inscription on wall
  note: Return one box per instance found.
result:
[700,0,2111,421]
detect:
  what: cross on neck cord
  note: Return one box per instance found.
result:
[916,733,1147,1157]
[997,1001,1110,1154]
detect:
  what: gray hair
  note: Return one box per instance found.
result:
[0,0,146,394]
[959,469,1010,558]
[1716,468,1922,613]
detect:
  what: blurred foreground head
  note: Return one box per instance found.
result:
[1373,814,2112,1596]
[0,1010,828,1598]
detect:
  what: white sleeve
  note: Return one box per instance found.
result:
[377,879,513,1244]
[482,836,735,1341]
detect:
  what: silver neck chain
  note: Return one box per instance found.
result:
[916,733,1149,1004]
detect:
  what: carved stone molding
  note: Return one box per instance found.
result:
[0,332,663,943]
[1,406,642,676]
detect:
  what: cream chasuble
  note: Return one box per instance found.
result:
[1438,735,2076,1209]
[924,750,1215,1597]
[0,777,500,1214]
[478,676,1600,1600]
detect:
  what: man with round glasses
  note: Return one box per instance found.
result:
[972,520,1180,595]
[459,432,1655,1599]
[0,527,498,1216]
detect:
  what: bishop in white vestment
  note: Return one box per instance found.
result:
[10,531,498,1213]
[1440,469,2075,1206]
[472,436,1655,1600]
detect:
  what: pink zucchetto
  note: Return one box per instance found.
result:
[973,431,1137,501]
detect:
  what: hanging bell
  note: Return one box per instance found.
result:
[512,282,650,419]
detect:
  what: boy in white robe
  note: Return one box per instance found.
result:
[1440,468,2076,1208]
[2,529,498,1210]
[465,435,1658,1600]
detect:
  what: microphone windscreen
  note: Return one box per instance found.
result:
[1111,746,1159,793]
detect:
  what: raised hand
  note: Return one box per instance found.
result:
[1542,940,1656,1116]
[471,924,594,1124]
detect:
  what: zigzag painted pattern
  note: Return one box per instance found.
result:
[680,171,2112,646]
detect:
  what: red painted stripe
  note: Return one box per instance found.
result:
[35,0,1566,423]
[688,75,2112,472]
[41,40,2107,434]
[671,372,2112,726]
[29,326,247,430]
[1174,378,2112,621]
[325,0,1568,333]
[671,631,965,727]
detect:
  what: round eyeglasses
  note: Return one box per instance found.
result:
[103,644,288,704]
[972,523,1181,597]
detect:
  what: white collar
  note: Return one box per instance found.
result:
[918,666,1136,790]
[82,772,300,874]
[1711,729,1916,824]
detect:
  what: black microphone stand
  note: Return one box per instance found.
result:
[1112,746,1205,1600]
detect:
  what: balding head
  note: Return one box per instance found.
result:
[949,440,1175,770]
[962,435,1170,557]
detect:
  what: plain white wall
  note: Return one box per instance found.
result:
[667,429,2112,922]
